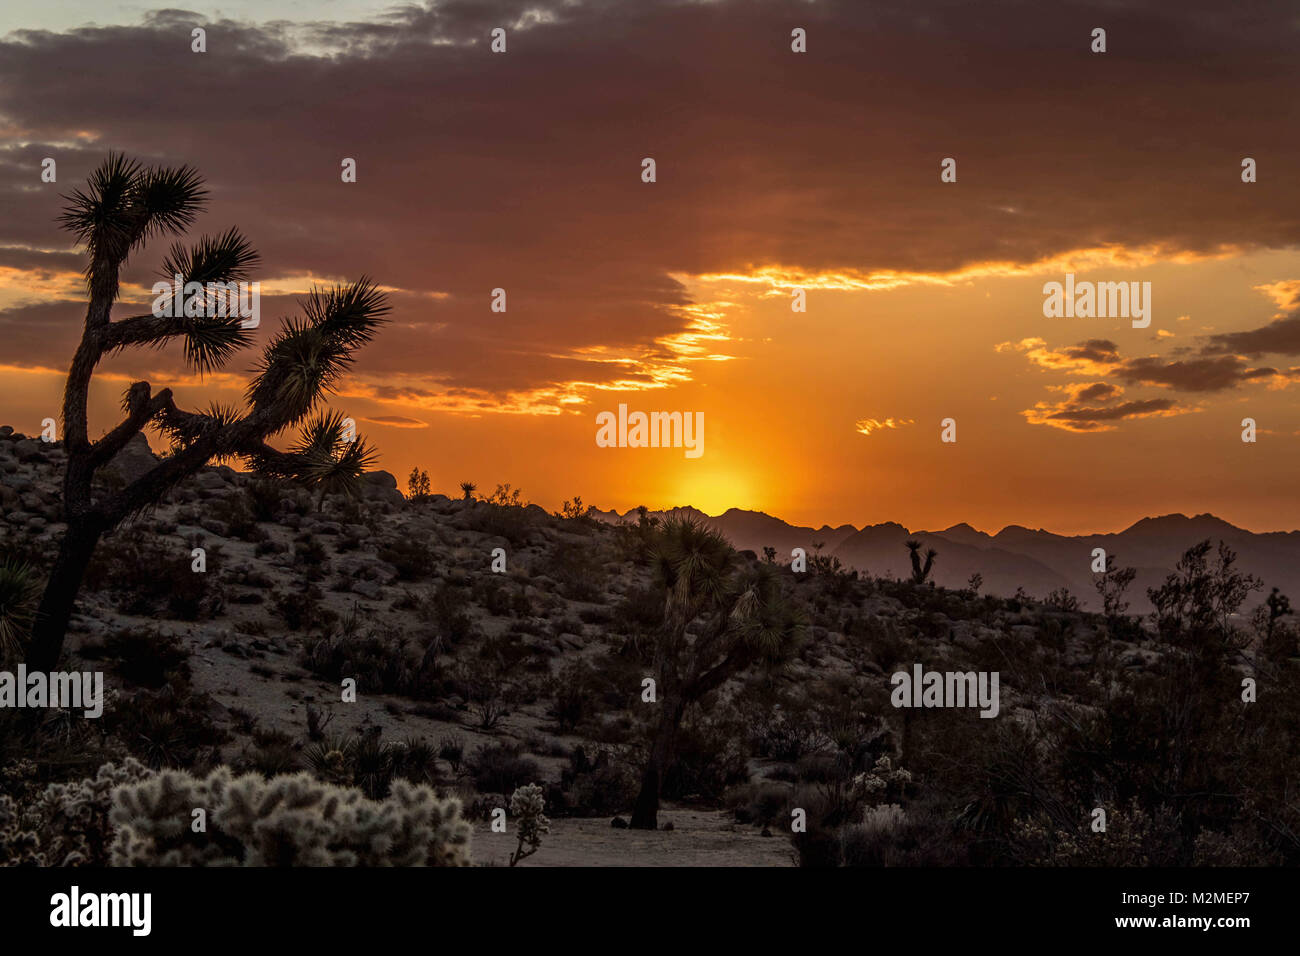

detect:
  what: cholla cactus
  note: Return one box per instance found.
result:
[507,783,549,867]
[110,766,472,866]
[0,794,43,866]
[851,755,913,805]
[26,758,154,866]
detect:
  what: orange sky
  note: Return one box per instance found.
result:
[3,1,1300,534]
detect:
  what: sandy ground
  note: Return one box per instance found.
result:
[472,808,796,867]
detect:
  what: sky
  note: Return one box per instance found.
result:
[2,0,1300,534]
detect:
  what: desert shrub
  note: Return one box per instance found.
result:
[464,488,534,544]
[1009,799,1181,867]
[555,745,640,816]
[84,527,222,621]
[417,583,477,645]
[302,618,437,700]
[79,627,191,690]
[466,743,542,795]
[438,735,466,773]
[550,659,609,732]
[550,540,606,602]
[472,576,514,616]
[207,492,262,541]
[293,535,330,581]
[754,709,829,763]
[274,585,337,632]
[726,781,793,827]
[305,731,439,798]
[378,536,435,581]
[238,728,301,777]
[105,687,229,769]
[661,713,752,803]
[837,802,971,867]
[110,765,471,865]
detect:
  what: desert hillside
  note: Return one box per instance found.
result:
[3,425,1299,867]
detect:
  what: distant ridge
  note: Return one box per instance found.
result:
[590,506,1299,613]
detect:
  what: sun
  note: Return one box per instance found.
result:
[672,466,759,516]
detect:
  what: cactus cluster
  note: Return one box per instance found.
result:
[110,766,472,866]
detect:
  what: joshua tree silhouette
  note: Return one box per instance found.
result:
[26,153,389,671]
[906,539,937,585]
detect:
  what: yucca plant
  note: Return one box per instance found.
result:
[0,558,40,662]
[27,153,390,672]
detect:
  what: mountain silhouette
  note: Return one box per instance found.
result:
[591,506,1299,613]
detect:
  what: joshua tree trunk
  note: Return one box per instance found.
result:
[27,519,104,672]
[629,694,685,830]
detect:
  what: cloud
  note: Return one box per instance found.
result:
[855,417,914,436]
[360,415,428,428]
[5,0,1300,419]
[1203,315,1300,358]
[996,337,1120,374]
[1024,391,1188,432]
[1114,355,1284,392]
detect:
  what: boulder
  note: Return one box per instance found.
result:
[361,470,404,506]
[12,439,42,462]
[105,432,159,485]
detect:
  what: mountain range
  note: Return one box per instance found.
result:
[589,507,1300,613]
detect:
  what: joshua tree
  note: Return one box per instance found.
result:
[629,517,803,829]
[25,153,389,672]
[906,539,937,585]
[459,480,477,500]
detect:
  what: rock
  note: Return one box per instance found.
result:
[761,827,773,838]
[361,470,404,506]
[199,518,230,538]
[352,579,383,599]
[0,485,18,509]
[611,817,629,829]
[0,426,11,437]
[26,516,46,532]
[105,433,158,485]
[194,471,228,493]
[12,439,41,462]
[661,821,674,832]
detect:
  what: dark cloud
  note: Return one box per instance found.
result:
[1203,315,1300,357]
[1074,381,1120,402]
[1027,394,1183,432]
[1114,355,1282,392]
[1066,340,1122,364]
[3,0,1300,403]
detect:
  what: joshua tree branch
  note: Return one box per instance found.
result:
[86,382,173,469]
